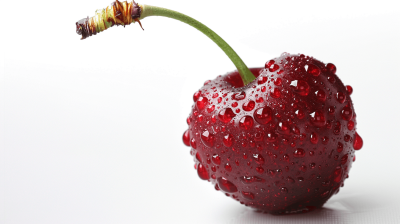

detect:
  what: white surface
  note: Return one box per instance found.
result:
[1,0,400,223]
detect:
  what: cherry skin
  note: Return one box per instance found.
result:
[183,53,362,214]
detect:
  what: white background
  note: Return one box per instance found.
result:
[1,0,400,223]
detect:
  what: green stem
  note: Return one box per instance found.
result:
[139,5,256,85]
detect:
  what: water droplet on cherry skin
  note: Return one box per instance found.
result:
[218,108,236,123]
[337,142,343,153]
[341,154,348,165]
[341,104,353,121]
[306,64,321,76]
[315,89,326,102]
[242,191,255,200]
[265,60,275,68]
[191,138,197,149]
[225,163,232,172]
[310,132,318,144]
[353,132,363,150]
[242,100,255,111]
[196,96,208,110]
[239,116,254,130]
[197,163,209,180]
[193,91,201,102]
[326,63,337,74]
[253,154,265,165]
[223,134,234,147]
[310,110,326,127]
[257,76,268,85]
[270,88,281,98]
[254,106,273,124]
[201,130,215,147]
[346,85,353,95]
[212,154,221,165]
[336,92,346,104]
[196,152,202,162]
[217,177,238,193]
[347,120,354,130]
[333,121,341,135]
[293,148,306,158]
[207,105,215,113]
[183,130,190,146]
[290,80,310,96]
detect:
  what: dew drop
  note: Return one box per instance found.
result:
[274,78,282,86]
[270,88,281,98]
[336,92,346,104]
[242,191,255,200]
[223,134,234,147]
[196,97,208,111]
[353,132,363,150]
[347,120,354,130]
[346,85,353,95]
[183,130,190,146]
[315,89,326,102]
[269,64,280,72]
[232,91,246,101]
[218,108,236,123]
[193,91,202,102]
[333,166,342,183]
[225,163,232,172]
[196,152,202,163]
[212,154,221,165]
[257,76,268,85]
[197,163,209,180]
[326,63,337,74]
[310,110,326,127]
[191,138,197,149]
[290,80,310,96]
[295,109,305,119]
[207,105,215,113]
[293,148,306,158]
[201,130,215,147]
[307,64,321,76]
[341,104,353,121]
[265,60,275,68]
[333,121,341,135]
[253,154,265,165]
[254,106,273,124]
[341,154,348,165]
[310,132,318,144]
[239,116,254,130]
[337,142,343,153]
[242,100,255,111]
[217,177,238,193]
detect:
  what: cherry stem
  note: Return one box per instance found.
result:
[139,5,255,85]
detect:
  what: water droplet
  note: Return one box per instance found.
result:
[293,148,305,158]
[310,110,326,127]
[211,155,221,166]
[336,92,346,104]
[217,177,238,193]
[197,163,209,180]
[242,191,255,200]
[212,93,219,98]
[257,76,268,85]
[322,136,329,145]
[269,64,280,72]
[218,97,222,103]
[196,97,208,110]
[310,132,318,144]
[253,154,265,165]
[191,138,197,149]
[337,142,343,153]
[278,122,290,135]
[232,102,238,107]
[207,105,215,113]
[215,184,220,191]
[341,104,353,121]
[254,106,273,124]
[265,60,275,68]
[261,86,266,92]
[307,64,321,76]
[353,132,363,150]
[241,176,265,184]
[239,116,254,130]
[223,134,234,147]
[232,91,246,101]
[321,190,331,198]
[328,106,335,115]
[344,134,350,142]
[242,100,255,111]
[295,109,305,119]
[193,91,202,102]
[266,132,278,142]
[201,130,215,147]
[346,85,353,95]
[183,130,190,146]
[327,75,336,83]
[341,154,348,165]
[196,152,202,162]
[274,78,282,86]
[333,121,341,135]
[256,166,264,174]
[290,80,310,96]
[347,120,354,130]
[315,89,326,102]
[270,88,281,98]
[225,163,232,172]
[326,63,337,74]
[334,166,342,183]
[218,108,236,123]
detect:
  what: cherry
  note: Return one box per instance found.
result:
[77,2,363,215]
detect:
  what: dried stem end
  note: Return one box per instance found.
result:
[76,0,142,40]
